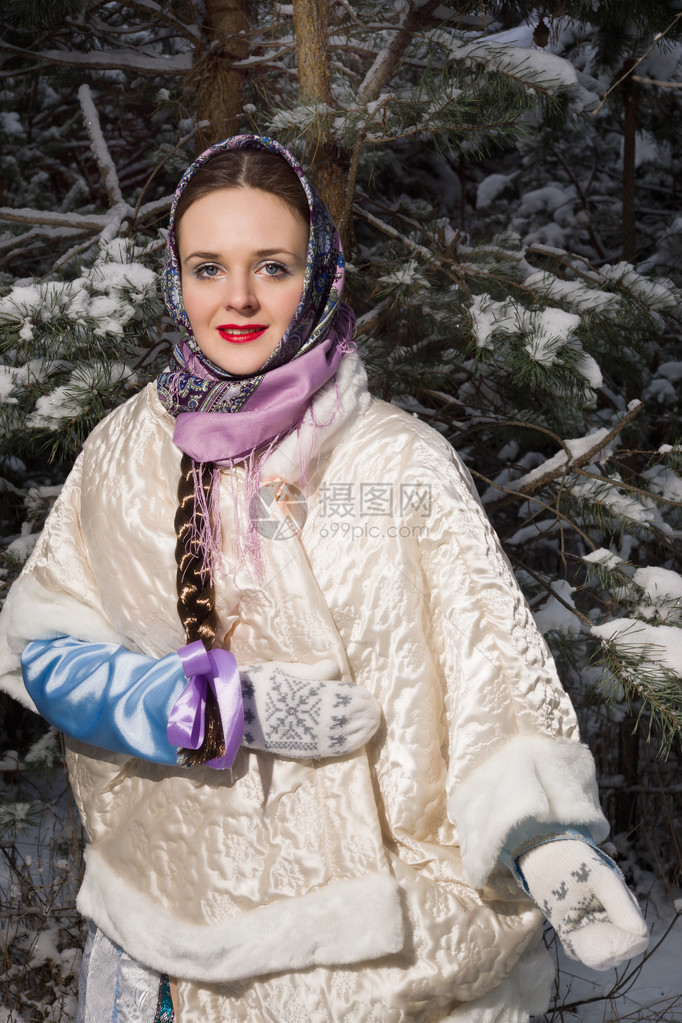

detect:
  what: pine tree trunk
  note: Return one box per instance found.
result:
[292,0,350,241]
[293,0,330,103]
[621,59,638,262]
[192,0,250,145]
[292,0,443,248]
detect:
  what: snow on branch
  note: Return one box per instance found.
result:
[78,85,123,207]
[357,0,444,103]
[0,225,88,256]
[592,618,682,747]
[0,39,192,75]
[137,195,173,220]
[0,207,111,231]
[444,37,596,109]
[0,89,143,268]
[483,401,644,511]
[231,46,292,69]
[335,0,363,26]
[358,45,402,104]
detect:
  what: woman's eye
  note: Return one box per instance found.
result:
[260,262,289,278]
[194,263,222,279]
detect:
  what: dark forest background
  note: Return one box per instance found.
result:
[0,3,681,1019]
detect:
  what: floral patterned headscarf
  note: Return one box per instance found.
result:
[155,135,356,579]
[157,134,354,423]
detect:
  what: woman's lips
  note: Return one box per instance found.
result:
[217,324,268,344]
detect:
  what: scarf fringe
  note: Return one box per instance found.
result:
[197,380,344,589]
[187,461,223,585]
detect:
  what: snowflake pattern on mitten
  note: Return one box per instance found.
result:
[519,839,649,971]
[239,663,380,758]
[541,858,607,958]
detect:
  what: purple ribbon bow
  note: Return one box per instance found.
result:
[168,641,244,770]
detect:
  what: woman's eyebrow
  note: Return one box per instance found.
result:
[183,247,303,262]
[253,247,302,259]
[183,251,220,262]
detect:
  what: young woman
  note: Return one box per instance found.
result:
[0,135,648,1023]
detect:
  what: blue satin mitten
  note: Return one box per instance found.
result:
[20,636,380,766]
[502,822,649,971]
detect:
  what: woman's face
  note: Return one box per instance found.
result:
[177,186,309,375]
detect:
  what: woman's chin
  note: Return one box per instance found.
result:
[200,345,275,377]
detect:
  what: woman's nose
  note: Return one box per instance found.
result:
[222,273,258,311]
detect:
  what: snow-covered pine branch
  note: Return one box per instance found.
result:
[355,0,490,107]
[482,406,643,508]
[592,618,682,753]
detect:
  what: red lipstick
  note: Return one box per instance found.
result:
[217,324,268,344]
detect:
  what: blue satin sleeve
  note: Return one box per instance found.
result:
[21,636,186,765]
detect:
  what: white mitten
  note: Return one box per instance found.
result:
[518,839,649,971]
[239,659,381,758]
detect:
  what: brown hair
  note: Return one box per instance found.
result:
[175,455,223,764]
[174,148,309,237]
[173,148,308,765]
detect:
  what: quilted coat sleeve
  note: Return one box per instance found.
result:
[407,431,609,888]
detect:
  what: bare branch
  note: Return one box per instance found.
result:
[353,203,464,288]
[632,74,682,89]
[131,123,204,225]
[592,12,682,114]
[572,466,682,509]
[468,465,598,550]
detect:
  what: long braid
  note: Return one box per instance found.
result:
[174,452,225,764]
